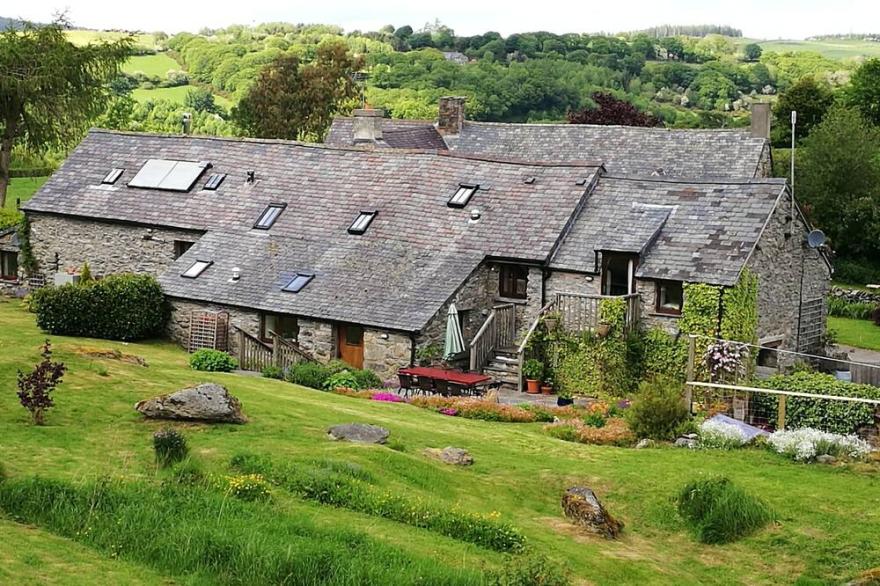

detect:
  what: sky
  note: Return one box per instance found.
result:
[8,0,880,39]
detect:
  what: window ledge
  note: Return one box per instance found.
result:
[495,297,528,305]
[648,311,681,319]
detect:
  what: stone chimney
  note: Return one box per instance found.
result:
[437,96,466,136]
[750,102,771,139]
[352,109,384,144]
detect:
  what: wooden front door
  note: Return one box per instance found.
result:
[337,324,364,369]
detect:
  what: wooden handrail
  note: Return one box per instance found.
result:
[517,300,557,355]
[469,304,516,372]
[268,330,315,363]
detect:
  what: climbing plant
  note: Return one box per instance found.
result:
[16,215,38,276]
[720,268,759,344]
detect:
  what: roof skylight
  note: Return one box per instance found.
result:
[102,168,124,184]
[182,260,212,279]
[204,173,226,190]
[254,203,286,230]
[348,211,377,235]
[128,159,212,192]
[448,184,478,208]
[282,273,314,293]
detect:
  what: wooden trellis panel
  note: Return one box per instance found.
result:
[188,310,229,352]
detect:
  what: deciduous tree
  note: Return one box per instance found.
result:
[568,92,660,127]
[772,76,834,146]
[0,18,132,207]
[846,58,880,126]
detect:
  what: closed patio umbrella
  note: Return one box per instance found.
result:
[444,303,466,360]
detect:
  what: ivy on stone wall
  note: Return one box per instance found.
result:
[679,283,722,338]
[720,268,759,344]
[16,216,38,276]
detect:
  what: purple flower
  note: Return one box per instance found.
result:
[439,407,458,416]
[371,392,405,403]
[615,399,631,410]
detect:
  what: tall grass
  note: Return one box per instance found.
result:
[675,477,773,544]
[231,453,526,553]
[0,476,482,585]
[827,297,877,320]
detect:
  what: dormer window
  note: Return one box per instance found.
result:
[282,273,313,293]
[348,211,377,235]
[182,260,212,279]
[102,168,124,184]
[448,184,478,208]
[204,173,226,190]
[254,203,286,230]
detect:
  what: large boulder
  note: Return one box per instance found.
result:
[562,486,623,539]
[135,383,246,424]
[424,446,474,466]
[328,423,389,444]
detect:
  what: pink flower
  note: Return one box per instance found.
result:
[439,407,458,416]
[371,392,405,403]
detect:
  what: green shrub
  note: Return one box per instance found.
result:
[641,327,687,380]
[325,359,353,374]
[261,365,284,379]
[167,459,205,486]
[352,368,383,389]
[30,274,167,341]
[753,372,880,434]
[323,369,360,390]
[827,296,877,320]
[286,361,331,388]
[188,349,237,372]
[489,554,571,586]
[626,376,691,440]
[834,258,880,286]
[231,453,526,553]
[0,476,478,585]
[0,208,22,230]
[676,476,773,544]
[152,429,188,467]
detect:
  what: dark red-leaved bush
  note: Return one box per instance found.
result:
[16,340,66,425]
[568,92,660,127]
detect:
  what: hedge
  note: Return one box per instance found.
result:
[30,274,168,341]
[754,371,880,434]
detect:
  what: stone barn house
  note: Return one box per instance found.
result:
[20,125,830,381]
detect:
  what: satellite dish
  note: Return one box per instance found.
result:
[807,229,826,248]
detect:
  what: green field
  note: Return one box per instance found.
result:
[65,30,158,50]
[132,85,232,109]
[122,53,181,77]
[5,176,48,210]
[829,316,880,351]
[1,299,879,584]
[738,37,880,60]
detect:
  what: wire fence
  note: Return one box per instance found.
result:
[684,335,880,432]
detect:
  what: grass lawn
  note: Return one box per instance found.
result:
[65,30,158,51]
[829,316,880,351]
[5,176,49,210]
[122,53,181,77]
[1,299,879,584]
[737,37,880,60]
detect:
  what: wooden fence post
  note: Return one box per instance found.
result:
[684,334,696,412]
[777,395,787,431]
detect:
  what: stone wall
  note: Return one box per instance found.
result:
[635,279,680,334]
[364,329,412,380]
[27,213,202,278]
[829,286,880,305]
[747,190,832,351]
[756,142,772,178]
[297,318,335,363]
[167,297,260,356]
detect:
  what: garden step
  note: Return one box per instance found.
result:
[493,355,519,364]
[486,361,519,373]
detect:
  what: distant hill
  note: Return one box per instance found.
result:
[627,25,743,38]
[0,16,27,30]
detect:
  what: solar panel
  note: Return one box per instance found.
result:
[254,203,286,230]
[282,273,314,293]
[128,159,211,192]
[182,260,212,278]
[102,168,124,184]
[204,173,226,190]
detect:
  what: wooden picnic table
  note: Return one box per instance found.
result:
[399,366,491,386]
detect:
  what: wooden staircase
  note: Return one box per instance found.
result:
[481,347,521,387]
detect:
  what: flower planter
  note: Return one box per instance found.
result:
[541,385,553,395]
[596,323,611,337]
[526,379,541,394]
[557,397,574,407]
[543,317,558,331]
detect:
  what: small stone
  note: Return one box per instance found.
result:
[674,437,698,449]
[424,446,474,466]
[135,383,246,423]
[328,423,389,444]
[635,439,655,449]
[561,486,623,539]
[816,454,837,465]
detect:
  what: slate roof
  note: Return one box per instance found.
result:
[325,118,768,179]
[326,117,445,150]
[0,227,19,252]
[550,176,788,286]
[25,129,600,332]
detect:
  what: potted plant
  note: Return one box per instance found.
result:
[541,382,553,395]
[596,322,611,337]
[556,388,574,407]
[522,359,544,394]
[542,310,562,332]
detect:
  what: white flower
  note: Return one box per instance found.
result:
[699,419,749,449]
[768,428,873,462]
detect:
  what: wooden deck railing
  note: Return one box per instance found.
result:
[554,292,640,335]
[232,326,315,372]
[515,300,558,392]
[469,304,516,372]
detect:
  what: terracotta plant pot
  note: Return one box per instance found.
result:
[541,385,553,395]
[526,379,541,394]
